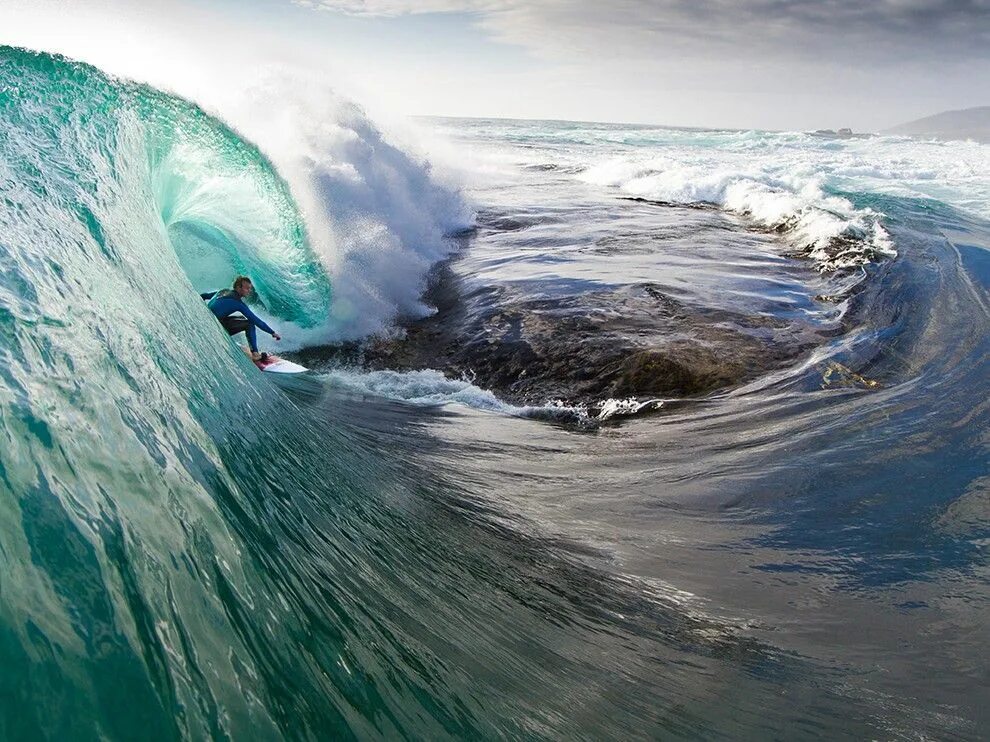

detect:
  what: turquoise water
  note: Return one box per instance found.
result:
[2,47,989,739]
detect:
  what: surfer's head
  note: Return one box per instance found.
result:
[233,275,253,298]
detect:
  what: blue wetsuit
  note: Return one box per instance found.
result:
[201,289,276,353]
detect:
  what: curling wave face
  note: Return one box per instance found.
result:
[0,46,332,327]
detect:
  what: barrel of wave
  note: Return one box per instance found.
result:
[0,44,331,480]
[138,75,331,328]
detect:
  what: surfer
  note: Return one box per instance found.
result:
[201,276,281,361]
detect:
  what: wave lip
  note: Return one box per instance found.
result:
[582,157,896,271]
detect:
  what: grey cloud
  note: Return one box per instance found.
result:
[300,0,990,63]
[291,1,503,15]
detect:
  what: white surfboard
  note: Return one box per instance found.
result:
[258,356,308,374]
[241,346,308,374]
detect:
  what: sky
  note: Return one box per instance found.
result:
[2,0,989,131]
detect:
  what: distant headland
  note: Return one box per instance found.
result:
[883,106,990,144]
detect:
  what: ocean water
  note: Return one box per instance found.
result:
[1,46,988,740]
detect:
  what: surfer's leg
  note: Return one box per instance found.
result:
[246,324,259,353]
[220,316,250,337]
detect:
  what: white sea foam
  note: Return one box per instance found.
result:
[581,154,896,271]
[320,367,662,422]
[437,121,990,228]
[595,397,663,420]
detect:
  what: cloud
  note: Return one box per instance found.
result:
[296,0,990,64]
[292,0,503,14]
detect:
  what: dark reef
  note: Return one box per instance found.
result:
[298,262,826,409]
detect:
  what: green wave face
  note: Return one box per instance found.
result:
[0,45,331,328]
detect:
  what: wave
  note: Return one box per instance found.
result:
[0,45,487,738]
[581,156,895,271]
[3,43,990,739]
[2,45,472,346]
[457,122,987,274]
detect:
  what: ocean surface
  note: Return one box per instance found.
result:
[1,46,988,739]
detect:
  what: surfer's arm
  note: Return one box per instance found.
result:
[238,302,277,337]
[200,290,218,301]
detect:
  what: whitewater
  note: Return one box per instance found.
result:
[1,46,989,740]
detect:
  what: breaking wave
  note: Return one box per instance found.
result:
[582,156,895,271]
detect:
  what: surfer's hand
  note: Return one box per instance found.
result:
[273,332,281,341]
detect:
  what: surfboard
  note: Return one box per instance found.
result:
[256,355,308,374]
[241,346,308,374]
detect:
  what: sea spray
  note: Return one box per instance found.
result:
[211,69,474,340]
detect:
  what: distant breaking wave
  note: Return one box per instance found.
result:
[439,120,989,273]
[581,157,895,271]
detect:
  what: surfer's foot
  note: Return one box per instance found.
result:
[251,351,262,361]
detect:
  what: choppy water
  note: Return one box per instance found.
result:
[1,47,988,740]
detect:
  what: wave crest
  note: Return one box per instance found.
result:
[582,157,895,271]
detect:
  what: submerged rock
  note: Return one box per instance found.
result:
[302,266,822,409]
